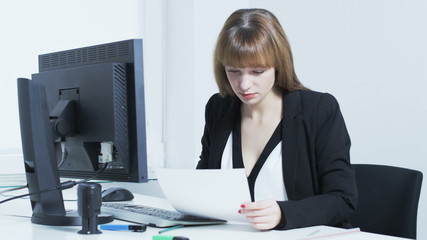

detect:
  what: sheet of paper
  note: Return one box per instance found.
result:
[155,168,251,223]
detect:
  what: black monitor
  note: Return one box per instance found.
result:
[17,78,114,226]
[16,39,148,226]
[31,39,148,183]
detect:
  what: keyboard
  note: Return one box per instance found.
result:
[102,202,227,227]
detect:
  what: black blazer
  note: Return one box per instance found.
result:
[196,89,358,230]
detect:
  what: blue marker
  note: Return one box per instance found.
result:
[100,224,147,232]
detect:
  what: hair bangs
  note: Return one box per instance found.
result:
[219,32,275,68]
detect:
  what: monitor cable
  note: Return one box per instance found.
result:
[0,163,109,205]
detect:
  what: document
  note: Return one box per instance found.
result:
[155,168,252,223]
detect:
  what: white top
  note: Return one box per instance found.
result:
[221,133,288,201]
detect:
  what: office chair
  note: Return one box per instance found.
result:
[349,164,423,239]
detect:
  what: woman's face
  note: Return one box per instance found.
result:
[225,66,276,105]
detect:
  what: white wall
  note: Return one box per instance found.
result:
[0,0,165,173]
[163,0,427,238]
[0,0,139,155]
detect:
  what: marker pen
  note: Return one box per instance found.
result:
[100,224,147,232]
[152,235,189,240]
[158,225,184,234]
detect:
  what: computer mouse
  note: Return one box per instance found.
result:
[101,187,135,202]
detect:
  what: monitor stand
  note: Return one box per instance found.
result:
[31,211,114,226]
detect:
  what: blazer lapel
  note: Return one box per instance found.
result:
[209,97,240,169]
[281,90,302,199]
[206,90,303,196]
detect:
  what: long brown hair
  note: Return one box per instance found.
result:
[214,8,307,96]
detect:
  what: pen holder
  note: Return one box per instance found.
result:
[77,182,102,234]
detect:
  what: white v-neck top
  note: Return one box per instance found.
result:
[221,133,288,201]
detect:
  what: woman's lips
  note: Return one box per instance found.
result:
[241,93,256,100]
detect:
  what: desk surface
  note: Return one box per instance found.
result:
[0,182,410,240]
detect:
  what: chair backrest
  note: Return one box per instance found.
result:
[349,164,423,239]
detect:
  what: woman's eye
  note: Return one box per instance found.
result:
[227,69,240,74]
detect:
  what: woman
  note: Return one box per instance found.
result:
[196,8,358,231]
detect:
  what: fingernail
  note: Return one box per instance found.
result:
[240,204,246,208]
[238,210,241,214]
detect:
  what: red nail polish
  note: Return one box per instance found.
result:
[238,210,241,214]
[240,204,246,208]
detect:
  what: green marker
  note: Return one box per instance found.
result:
[152,235,189,240]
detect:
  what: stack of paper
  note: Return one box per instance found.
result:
[155,168,251,223]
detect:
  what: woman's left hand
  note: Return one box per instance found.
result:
[238,199,282,230]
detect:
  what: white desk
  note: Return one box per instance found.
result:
[0,185,410,240]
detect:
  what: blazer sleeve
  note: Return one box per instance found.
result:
[196,94,218,169]
[276,93,358,230]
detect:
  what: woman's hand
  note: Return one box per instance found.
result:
[238,199,282,230]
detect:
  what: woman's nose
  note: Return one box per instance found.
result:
[239,74,252,91]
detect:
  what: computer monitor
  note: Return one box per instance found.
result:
[17,78,114,226]
[16,39,147,225]
[31,39,148,183]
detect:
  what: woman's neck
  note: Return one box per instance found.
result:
[241,87,283,124]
